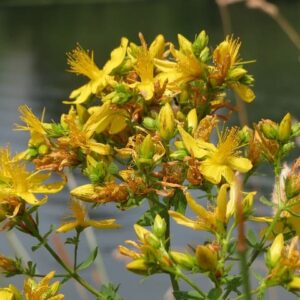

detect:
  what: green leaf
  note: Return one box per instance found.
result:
[173,189,187,214]
[173,290,204,300]
[259,196,274,207]
[247,228,258,246]
[137,204,166,226]
[97,283,123,300]
[207,287,222,299]
[77,247,98,271]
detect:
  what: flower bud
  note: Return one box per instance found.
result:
[38,144,49,155]
[0,255,18,273]
[170,149,188,160]
[153,215,166,238]
[142,117,157,130]
[199,47,210,62]
[196,245,218,272]
[260,120,278,140]
[134,224,151,243]
[126,258,149,275]
[170,251,196,270]
[187,108,198,135]
[278,113,292,143]
[281,142,295,156]
[238,126,252,144]
[266,233,284,269]
[192,30,209,57]
[227,67,247,80]
[144,232,161,249]
[140,135,155,160]
[158,103,175,140]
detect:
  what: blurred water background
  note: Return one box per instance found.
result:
[0,0,299,299]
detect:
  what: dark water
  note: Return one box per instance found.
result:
[0,1,299,299]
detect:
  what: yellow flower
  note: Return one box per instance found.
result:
[129,33,166,100]
[0,148,64,209]
[155,34,205,92]
[65,38,128,104]
[199,128,252,184]
[211,35,255,103]
[0,284,21,300]
[15,105,48,147]
[83,101,129,136]
[58,108,112,156]
[169,184,230,235]
[23,271,64,300]
[56,199,120,233]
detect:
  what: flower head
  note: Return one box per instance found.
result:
[65,38,128,104]
[56,199,121,233]
[23,271,64,300]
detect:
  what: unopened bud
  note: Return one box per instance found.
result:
[140,135,155,160]
[199,47,210,62]
[278,113,292,143]
[153,215,166,238]
[192,30,209,57]
[38,144,49,155]
[266,233,284,269]
[227,67,247,80]
[170,149,188,160]
[126,259,149,275]
[238,126,252,144]
[187,108,198,135]
[170,251,196,270]
[142,117,157,130]
[158,103,175,140]
[260,120,278,140]
[281,142,295,156]
[196,245,217,272]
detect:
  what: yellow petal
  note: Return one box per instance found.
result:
[169,210,205,230]
[228,156,252,173]
[149,34,165,59]
[177,34,193,55]
[56,221,78,233]
[216,184,229,223]
[103,37,128,74]
[32,181,65,194]
[185,192,211,221]
[137,81,154,100]
[86,219,121,229]
[200,163,222,184]
[230,82,255,103]
[88,142,112,155]
[177,126,210,159]
[18,192,47,206]
[65,83,92,104]
[70,184,95,202]
[108,114,128,134]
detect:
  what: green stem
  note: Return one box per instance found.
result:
[23,216,102,298]
[248,174,283,267]
[165,197,180,292]
[233,286,261,300]
[178,272,205,297]
[74,230,80,270]
[39,234,102,297]
[239,249,252,300]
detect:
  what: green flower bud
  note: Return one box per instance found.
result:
[192,30,209,57]
[170,251,196,270]
[281,141,295,156]
[38,144,49,155]
[153,215,166,238]
[199,47,210,62]
[170,149,188,160]
[260,120,278,140]
[227,67,247,80]
[142,117,157,130]
[278,113,292,143]
[140,135,155,160]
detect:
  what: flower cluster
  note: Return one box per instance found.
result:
[0,30,300,299]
